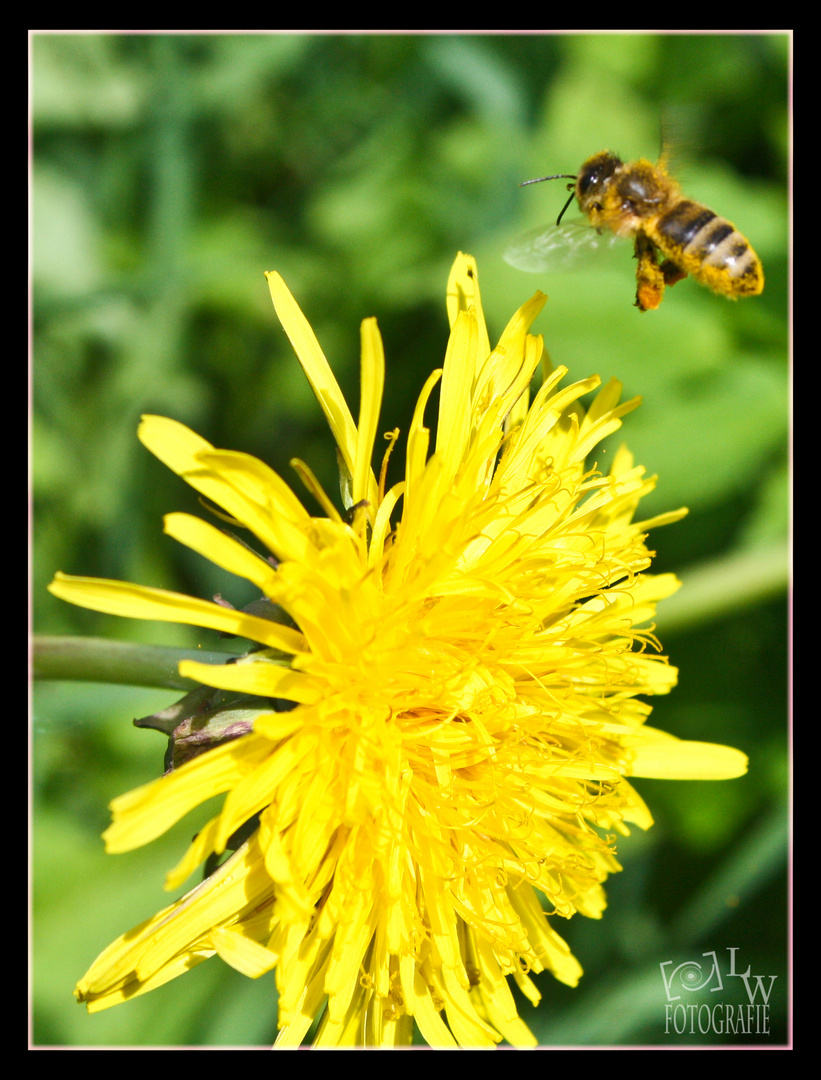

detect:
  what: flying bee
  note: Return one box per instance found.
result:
[505,150,764,311]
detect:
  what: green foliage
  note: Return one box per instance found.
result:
[32,33,788,1047]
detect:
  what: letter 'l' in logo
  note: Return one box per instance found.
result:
[726,947,778,1005]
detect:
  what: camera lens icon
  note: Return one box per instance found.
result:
[659,952,722,1001]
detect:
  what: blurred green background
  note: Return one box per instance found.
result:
[32,33,789,1047]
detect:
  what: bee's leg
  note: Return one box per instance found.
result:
[634,232,665,311]
[660,259,687,287]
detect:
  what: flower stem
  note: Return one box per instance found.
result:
[33,636,236,691]
[660,542,788,632]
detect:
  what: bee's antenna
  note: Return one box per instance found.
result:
[520,174,577,186]
[555,189,576,227]
[520,173,578,228]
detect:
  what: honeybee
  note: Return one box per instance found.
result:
[505,151,764,311]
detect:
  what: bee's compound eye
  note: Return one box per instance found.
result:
[577,153,620,198]
[577,166,601,198]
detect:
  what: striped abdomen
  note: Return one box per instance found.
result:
[654,199,764,297]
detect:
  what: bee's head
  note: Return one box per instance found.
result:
[576,152,622,208]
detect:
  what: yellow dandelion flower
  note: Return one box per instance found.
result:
[48,254,747,1048]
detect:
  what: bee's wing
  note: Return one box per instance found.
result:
[504,220,622,274]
